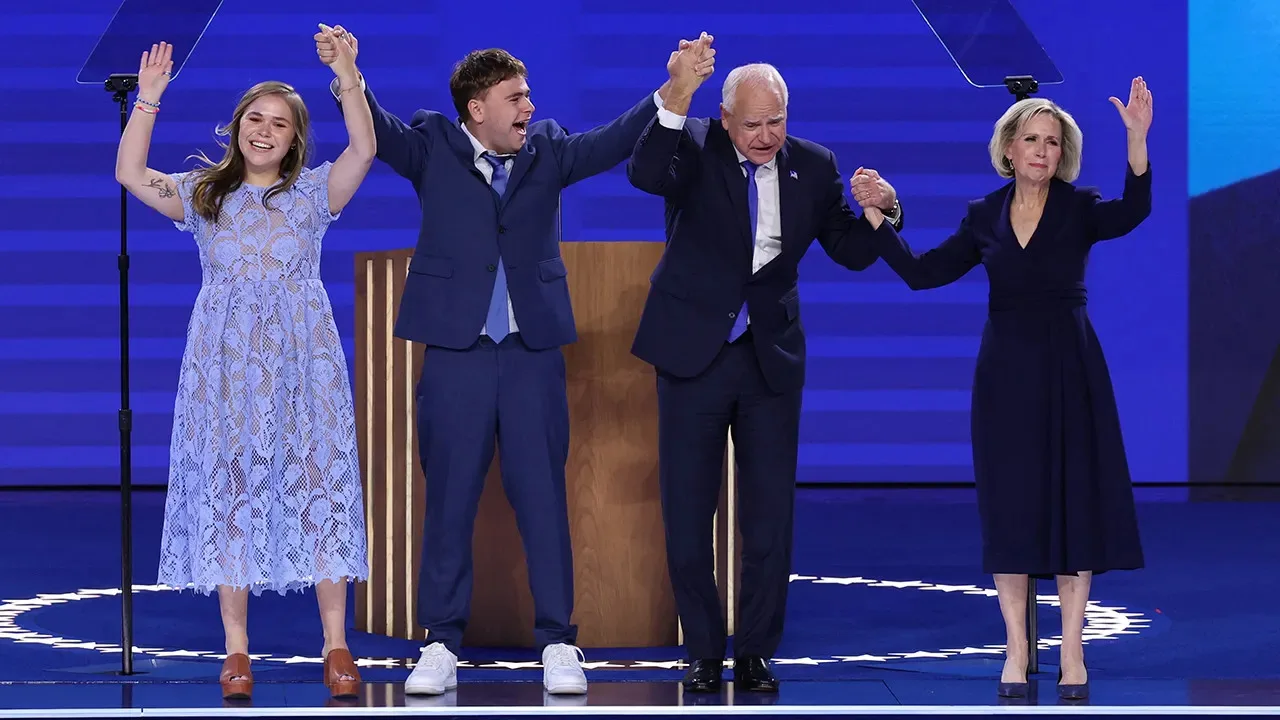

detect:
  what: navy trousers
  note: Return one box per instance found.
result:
[413,333,576,654]
[656,333,802,661]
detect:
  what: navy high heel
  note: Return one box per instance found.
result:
[1057,668,1089,700]
[997,681,1028,698]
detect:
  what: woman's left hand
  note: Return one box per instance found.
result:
[1109,76,1152,136]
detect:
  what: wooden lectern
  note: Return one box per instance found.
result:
[354,242,741,648]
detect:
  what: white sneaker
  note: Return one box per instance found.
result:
[542,643,588,694]
[405,642,457,695]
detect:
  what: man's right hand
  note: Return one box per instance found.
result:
[327,25,360,62]
[667,32,715,96]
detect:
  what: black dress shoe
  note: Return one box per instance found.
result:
[733,655,778,692]
[682,659,723,692]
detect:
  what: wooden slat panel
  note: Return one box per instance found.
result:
[387,257,409,640]
[354,254,370,633]
[371,254,391,635]
[409,339,427,642]
[354,243,738,647]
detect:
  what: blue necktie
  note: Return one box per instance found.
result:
[728,160,759,342]
[482,152,513,342]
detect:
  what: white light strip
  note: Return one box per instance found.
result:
[0,579,1149,669]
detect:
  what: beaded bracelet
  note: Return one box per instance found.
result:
[136,97,160,109]
[134,102,158,115]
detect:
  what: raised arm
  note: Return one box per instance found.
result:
[627,116,701,199]
[315,23,374,214]
[1093,76,1153,241]
[326,26,430,180]
[864,205,982,290]
[114,42,183,223]
[558,33,715,187]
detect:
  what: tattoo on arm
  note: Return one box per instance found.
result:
[145,177,176,198]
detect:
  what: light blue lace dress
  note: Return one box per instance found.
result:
[156,161,368,596]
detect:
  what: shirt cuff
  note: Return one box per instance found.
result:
[653,90,686,130]
[882,199,901,224]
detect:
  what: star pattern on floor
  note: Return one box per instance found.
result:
[0,577,1151,670]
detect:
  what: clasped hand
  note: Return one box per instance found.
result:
[315,23,360,88]
[667,32,716,93]
[850,167,894,227]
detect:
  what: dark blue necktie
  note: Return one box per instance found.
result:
[728,160,759,342]
[482,152,513,341]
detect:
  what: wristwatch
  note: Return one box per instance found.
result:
[882,199,902,224]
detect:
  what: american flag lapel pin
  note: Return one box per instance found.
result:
[790,170,798,180]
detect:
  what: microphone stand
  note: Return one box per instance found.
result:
[105,71,138,677]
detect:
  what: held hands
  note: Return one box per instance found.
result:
[137,42,174,105]
[667,32,715,94]
[849,167,896,211]
[851,167,895,230]
[315,23,360,87]
[1109,76,1152,136]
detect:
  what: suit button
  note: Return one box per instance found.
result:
[728,312,736,318]
[498,225,507,234]
[487,264,496,272]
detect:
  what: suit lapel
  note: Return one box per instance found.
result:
[504,144,538,201]
[994,182,1016,246]
[710,124,752,247]
[444,124,538,207]
[1030,179,1070,247]
[445,126,486,183]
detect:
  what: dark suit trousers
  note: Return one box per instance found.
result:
[413,334,576,655]
[656,332,802,661]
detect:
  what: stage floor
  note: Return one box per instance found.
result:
[1,487,1277,718]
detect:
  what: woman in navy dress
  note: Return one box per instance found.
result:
[858,77,1153,699]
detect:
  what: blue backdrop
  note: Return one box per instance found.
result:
[0,0,1188,487]
[1187,0,1280,489]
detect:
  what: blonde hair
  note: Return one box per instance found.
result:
[989,97,1082,182]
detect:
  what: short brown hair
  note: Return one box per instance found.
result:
[449,48,527,123]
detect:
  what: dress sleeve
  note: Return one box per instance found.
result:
[295,161,341,225]
[167,171,203,235]
[1088,163,1152,243]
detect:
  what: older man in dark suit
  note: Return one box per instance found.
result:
[627,59,902,693]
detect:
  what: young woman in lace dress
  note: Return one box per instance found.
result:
[113,28,374,700]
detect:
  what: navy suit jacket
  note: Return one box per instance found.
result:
[357,85,660,350]
[626,117,904,394]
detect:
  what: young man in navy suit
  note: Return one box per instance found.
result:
[627,61,903,692]
[321,28,715,696]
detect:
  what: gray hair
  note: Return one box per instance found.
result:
[989,97,1083,182]
[721,63,789,113]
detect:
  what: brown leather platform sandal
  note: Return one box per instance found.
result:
[220,653,253,700]
[324,648,362,699]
